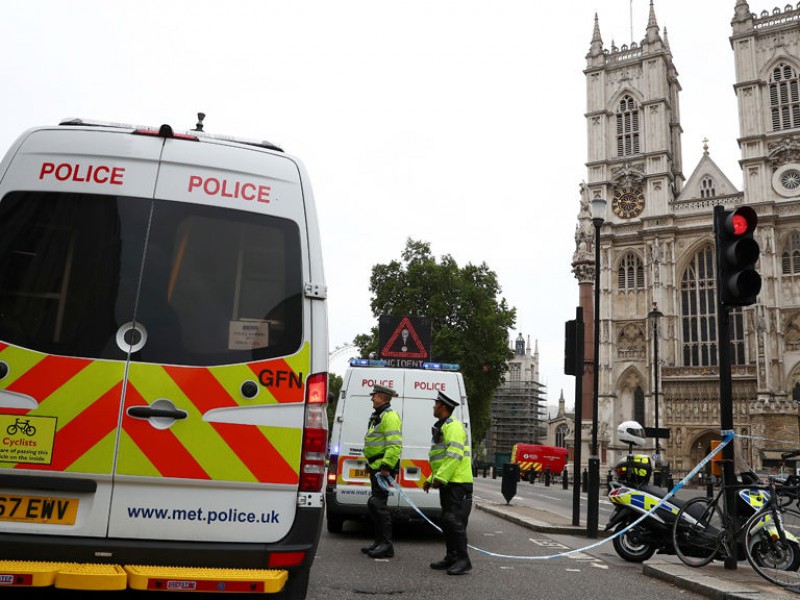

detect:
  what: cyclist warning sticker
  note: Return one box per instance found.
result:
[0,415,57,464]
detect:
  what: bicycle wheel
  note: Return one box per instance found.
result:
[744,504,800,589]
[673,497,723,567]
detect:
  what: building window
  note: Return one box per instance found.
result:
[556,424,568,448]
[770,62,800,131]
[616,95,640,156]
[634,386,645,425]
[617,253,644,290]
[782,232,800,275]
[680,245,747,366]
[794,382,800,402]
[700,176,716,198]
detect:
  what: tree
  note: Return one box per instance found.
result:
[326,372,343,435]
[355,239,516,442]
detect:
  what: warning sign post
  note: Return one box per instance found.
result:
[378,316,432,368]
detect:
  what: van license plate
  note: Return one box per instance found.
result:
[349,468,368,479]
[0,494,79,525]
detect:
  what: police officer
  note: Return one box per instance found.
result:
[361,384,402,558]
[423,391,473,575]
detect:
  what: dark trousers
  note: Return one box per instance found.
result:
[368,470,392,544]
[439,483,473,560]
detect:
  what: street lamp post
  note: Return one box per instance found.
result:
[649,303,664,486]
[587,197,606,538]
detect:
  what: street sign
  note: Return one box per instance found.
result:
[644,426,671,439]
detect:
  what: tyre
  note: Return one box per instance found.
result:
[612,518,657,562]
[279,567,310,600]
[744,505,800,589]
[672,497,722,567]
[326,512,344,534]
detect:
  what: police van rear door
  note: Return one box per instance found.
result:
[0,126,164,538]
[107,132,312,543]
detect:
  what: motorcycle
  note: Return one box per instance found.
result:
[605,422,791,564]
[605,454,683,562]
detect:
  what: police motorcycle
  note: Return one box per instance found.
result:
[605,421,783,564]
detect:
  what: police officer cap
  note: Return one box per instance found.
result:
[436,391,459,408]
[370,384,398,398]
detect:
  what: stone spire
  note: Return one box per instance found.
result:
[645,0,661,45]
[589,12,603,56]
[731,0,753,34]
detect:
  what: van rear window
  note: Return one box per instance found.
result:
[0,191,302,365]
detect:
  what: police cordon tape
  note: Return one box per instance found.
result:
[376,431,736,560]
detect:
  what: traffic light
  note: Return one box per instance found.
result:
[714,205,761,307]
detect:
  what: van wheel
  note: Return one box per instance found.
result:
[326,513,344,534]
[280,568,310,600]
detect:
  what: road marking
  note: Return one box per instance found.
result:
[528,537,608,567]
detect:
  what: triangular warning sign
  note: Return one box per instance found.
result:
[381,317,428,358]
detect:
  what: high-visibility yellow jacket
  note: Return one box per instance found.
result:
[363,406,402,471]
[427,417,472,485]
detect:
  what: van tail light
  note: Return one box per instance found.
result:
[268,551,306,568]
[299,372,328,492]
[327,453,339,486]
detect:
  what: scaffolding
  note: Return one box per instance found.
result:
[489,379,547,457]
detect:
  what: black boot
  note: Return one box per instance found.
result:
[361,542,379,554]
[429,555,457,570]
[367,542,394,558]
[447,557,472,575]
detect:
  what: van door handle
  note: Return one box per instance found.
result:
[127,405,188,420]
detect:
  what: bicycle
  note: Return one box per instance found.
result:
[672,452,800,589]
[6,417,36,436]
[743,456,800,589]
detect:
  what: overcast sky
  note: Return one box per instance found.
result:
[0,1,747,411]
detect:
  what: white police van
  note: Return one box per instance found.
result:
[325,359,470,533]
[0,117,328,598]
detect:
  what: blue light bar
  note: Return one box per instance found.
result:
[422,362,460,371]
[349,358,388,367]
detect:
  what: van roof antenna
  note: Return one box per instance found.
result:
[193,112,205,132]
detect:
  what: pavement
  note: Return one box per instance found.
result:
[475,498,800,600]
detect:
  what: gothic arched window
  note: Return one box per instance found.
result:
[794,382,800,402]
[700,176,716,198]
[634,386,645,425]
[770,62,800,131]
[617,253,644,290]
[556,424,568,448]
[782,232,800,275]
[616,95,640,156]
[680,245,747,366]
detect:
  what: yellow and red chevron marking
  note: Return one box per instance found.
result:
[516,461,544,472]
[398,458,432,489]
[333,457,432,489]
[0,342,310,485]
[0,345,123,475]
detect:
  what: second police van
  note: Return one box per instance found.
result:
[325,359,471,533]
[0,117,328,598]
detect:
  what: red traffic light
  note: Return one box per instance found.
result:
[715,205,761,307]
[722,206,757,238]
[731,214,748,235]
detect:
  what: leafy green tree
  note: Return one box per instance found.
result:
[327,372,343,434]
[355,239,515,442]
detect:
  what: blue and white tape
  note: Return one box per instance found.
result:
[376,431,736,560]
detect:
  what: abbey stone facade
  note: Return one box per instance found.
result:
[570,1,800,477]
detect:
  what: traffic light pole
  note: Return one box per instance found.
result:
[713,205,739,570]
[571,307,584,527]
